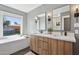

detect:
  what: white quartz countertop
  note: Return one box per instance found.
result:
[32,34,76,43]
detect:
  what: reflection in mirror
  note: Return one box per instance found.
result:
[47,11,53,32]
[61,14,70,31]
[35,16,40,31]
[53,5,70,31]
[34,13,46,33]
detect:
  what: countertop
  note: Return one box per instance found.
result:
[31,33,76,43]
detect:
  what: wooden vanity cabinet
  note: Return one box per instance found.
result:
[57,40,64,55]
[30,36,35,51]
[64,42,73,55]
[30,36,50,55]
[30,36,39,53]
[49,39,58,55]
[38,37,50,55]
[50,39,73,55]
[30,36,73,55]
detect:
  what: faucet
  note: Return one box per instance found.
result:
[39,30,43,33]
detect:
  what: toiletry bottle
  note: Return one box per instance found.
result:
[64,31,67,36]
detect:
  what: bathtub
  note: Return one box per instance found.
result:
[0,35,30,55]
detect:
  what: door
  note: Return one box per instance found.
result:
[64,17,71,31]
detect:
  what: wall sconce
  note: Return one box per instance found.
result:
[74,8,79,22]
[74,8,79,17]
[48,16,51,21]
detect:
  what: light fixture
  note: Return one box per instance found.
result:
[48,16,51,21]
[74,8,79,17]
[74,8,79,22]
[48,12,52,22]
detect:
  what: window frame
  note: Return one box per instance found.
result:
[0,11,23,37]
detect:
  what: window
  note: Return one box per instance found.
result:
[3,16,22,36]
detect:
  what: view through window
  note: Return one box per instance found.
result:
[3,16,21,36]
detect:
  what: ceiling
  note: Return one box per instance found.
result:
[3,4,42,13]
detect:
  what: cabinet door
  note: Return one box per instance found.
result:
[38,37,49,55]
[35,37,39,53]
[38,39,44,55]
[58,40,64,55]
[30,36,37,52]
[42,42,49,55]
[30,36,34,50]
[50,39,58,55]
[30,37,32,50]
[42,37,49,55]
[64,42,73,55]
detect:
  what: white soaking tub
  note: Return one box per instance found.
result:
[0,35,30,55]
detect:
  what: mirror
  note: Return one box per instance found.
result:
[34,5,70,34]
[35,13,46,33]
[52,5,70,31]
[46,5,70,33]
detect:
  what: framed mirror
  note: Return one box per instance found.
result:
[35,13,46,33]
[52,5,70,31]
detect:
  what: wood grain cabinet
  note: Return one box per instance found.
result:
[37,37,49,55]
[64,42,73,55]
[50,39,58,55]
[30,36,74,55]
[57,40,64,55]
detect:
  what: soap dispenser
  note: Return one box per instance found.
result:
[64,31,67,36]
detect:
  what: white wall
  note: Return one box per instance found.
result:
[53,17,61,30]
